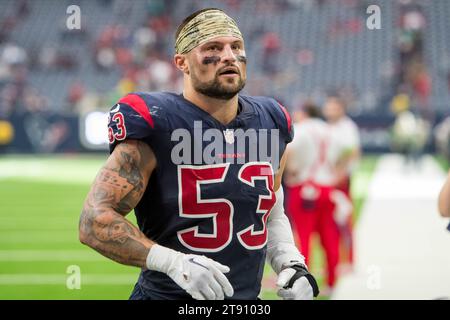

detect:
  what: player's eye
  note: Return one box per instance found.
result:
[232,44,241,50]
[207,45,220,51]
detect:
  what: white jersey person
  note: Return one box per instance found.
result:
[285,103,352,291]
[323,96,361,268]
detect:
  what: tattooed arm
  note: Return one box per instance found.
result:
[79,140,156,268]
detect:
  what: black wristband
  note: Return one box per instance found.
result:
[283,264,320,297]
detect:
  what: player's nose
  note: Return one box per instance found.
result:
[221,44,237,64]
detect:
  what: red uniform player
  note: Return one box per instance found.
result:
[285,104,352,291]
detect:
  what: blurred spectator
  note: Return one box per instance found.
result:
[255,0,290,13]
[323,96,361,271]
[394,1,431,121]
[285,102,352,294]
[113,0,133,18]
[22,87,48,113]
[296,49,314,66]
[390,106,430,166]
[409,62,432,118]
[328,18,363,41]
[93,24,135,71]
[145,0,167,17]
[224,0,241,11]
[38,46,78,71]
[66,80,104,114]
[0,0,30,44]
[147,57,174,90]
[95,47,116,71]
[15,0,30,20]
[117,75,136,96]
[0,42,48,116]
[1,43,27,66]
[133,26,157,57]
[66,81,86,110]
[391,91,410,114]
[261,32,281,75]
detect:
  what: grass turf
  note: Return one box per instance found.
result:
[0,155,379,299]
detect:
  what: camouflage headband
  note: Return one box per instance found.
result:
[175,9,243,54]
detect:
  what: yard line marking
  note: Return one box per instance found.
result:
[0,274,137,285]
[0,250,107,261]
[0,158,101,184]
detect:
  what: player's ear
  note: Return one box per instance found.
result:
[174,54,190,75]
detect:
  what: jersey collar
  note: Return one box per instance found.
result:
[178,93,254,129]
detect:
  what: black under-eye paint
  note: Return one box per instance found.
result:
[237,55,247,64]
[203,56,221,65]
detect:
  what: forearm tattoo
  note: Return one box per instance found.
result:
[79,140,155,268]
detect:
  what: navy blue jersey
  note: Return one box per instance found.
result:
[108,92,293,300]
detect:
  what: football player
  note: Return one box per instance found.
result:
[285,103,352,291]
[79,8,318,300]
[323,96,361,268]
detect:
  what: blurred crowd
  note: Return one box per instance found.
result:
[0,0,449,159]
[0,0,49,117]
[64,0,183,115]
[0,0,423,115]
[0,0,181,117]
[389,1,432,164]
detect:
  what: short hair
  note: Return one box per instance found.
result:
[175,8,225,43]
[302,101,323,119]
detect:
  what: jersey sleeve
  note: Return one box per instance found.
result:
[107,93,157,153]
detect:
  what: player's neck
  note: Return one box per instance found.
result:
[183,90,239,126]
[329,116,344,124]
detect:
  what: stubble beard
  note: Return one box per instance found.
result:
[191,70,246,100]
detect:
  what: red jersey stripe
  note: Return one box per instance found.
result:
[119,94,154,128]
[276,102,292,133]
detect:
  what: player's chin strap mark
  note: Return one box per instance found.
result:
[284,264,320,297]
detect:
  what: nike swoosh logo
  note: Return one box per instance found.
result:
[188,258,209,270]
[110,104,120,113]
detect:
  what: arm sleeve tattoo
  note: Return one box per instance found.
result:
[79,140,156,268]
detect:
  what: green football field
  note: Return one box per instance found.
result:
[0,154,378,300]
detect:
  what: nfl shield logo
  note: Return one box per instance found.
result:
[223,129,235,144]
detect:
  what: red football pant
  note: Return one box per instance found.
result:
[336,177,354,265]
[287,183,340,288]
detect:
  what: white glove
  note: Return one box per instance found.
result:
[276,264,318,300]
[146,244,234,300]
